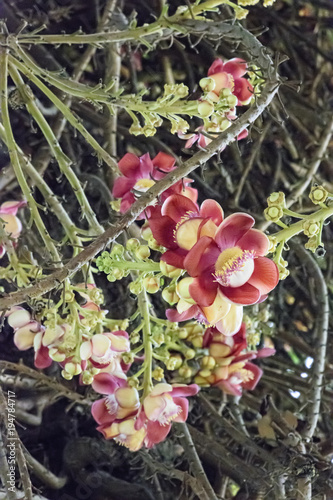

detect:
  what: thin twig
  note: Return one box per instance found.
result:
[174,422,218,500]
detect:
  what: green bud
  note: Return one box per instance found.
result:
[126,238,140,252]
[302,219,320,237]
[198,100,214,118]
[142,125,156,137]
[267,192,286,208]
[110,244,124,257]
[129,280,143,295]
[309,185,328,205]
[135,245,150,260]
[199,77,216,92]
[264,206,283,222]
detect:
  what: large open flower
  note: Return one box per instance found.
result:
[149,194,279,316]
[207,58,254,105]
[112,152,197,218]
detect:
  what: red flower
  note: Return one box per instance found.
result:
[150,195,278,306]
[207,58,254,105]
[112,152,197,219]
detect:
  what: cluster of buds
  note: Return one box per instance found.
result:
[193,324,275,396]
[179,58,253,149]
[0,201,26,259]
[264,192,286,223]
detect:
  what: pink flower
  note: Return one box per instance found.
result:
[92,386,140,427]
[196,324,275,396]
[80,331,130,368]
[112,152,197,219]
[179,125,248,150]
[0,201,26,258]
[149,195,278,334]
[208,58,254,105]
[142,383,199,425]
[134,383,200,447]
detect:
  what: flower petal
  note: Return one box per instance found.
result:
[152,152,176,174]
[166,305,198,322]
[237,228,270,256]
[221,282,260,305]
[207,59,225,76]
[200,199,224,225]
[223,58,248,78]
[162,248,188,269]
[234,78,254,105]
[146,420,171,445]
[183,236,219,276]
[148,215,177,249]
[161,194,198,221]
[247,257,279,294]
[189,276,218,307]
[215,213,254,250]
[242,362,263,390]
[91,398,114,425]
[92,373,121,394]
[112,177,135,198]
[118,153,140,177]
[215,304,243,336]
[170,384,200,398]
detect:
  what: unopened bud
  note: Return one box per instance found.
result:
[166,354,183,371]
[152,367,164,381]
[303,219,320,237]
[178,366,192,379]
[201,355,216,371]
[264,206,283,222]
[126,238,140,252]
[110,244,124,257]
[309,185,328,205]
[135,245,150,260]
[267,192,286,208]
[184,348,196,360]
[142,125,156,137]
[81,372,94,385]
[141,224,152,241]
[160,261,183,278]
[129,280,143,295]
[199,77,216,92]
[143,276,160,294]
[162,285,179,305]
[190,335,203,348]
[198,100,214,118]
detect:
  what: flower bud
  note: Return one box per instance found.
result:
[166,354,183,371]
[129,123,143,136]
[48,347,66,362]
[184,348,196,360]
[309,185,328,205]
[148,237,163,251]
[112,268,125,280]
[142,125,156,137]
[303,219,320,237]
[126,238,140,252]
[162,285,179,305]
[135,245,150,260]
[226,94,238,108]
[160,261,183,278]
[64,362,82,376]
[198,369,212,378]
[199,77,216,92]
[201,355,216,371]
[178,366,193,379]
[81,371,94,385]
[177,328,188,340]
[122,352,134,365]
[129,281,143,295]
[110,244,124,257]
[61,370,73,380]
[128,377,139,388]
[268,236,278,254]
[141,224,152,241]
[267,191,286,208]
[264,206,283,222]
[198,100,214,118]
[152,367,164,381]
[64,290,75,303]
[190,335,203,348]
[194,375,211,387]
[143,276,160,294]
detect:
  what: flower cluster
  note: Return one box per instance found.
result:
[0,200,26,258]
[194,323,275,396]
[112,151,197,219]
[148,194,279,335]
[180,58,253,149]
[92,382,199,451]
